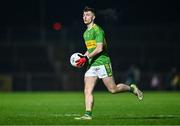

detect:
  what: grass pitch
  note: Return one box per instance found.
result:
[0,91,180,125]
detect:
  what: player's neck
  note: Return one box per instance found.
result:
[87,22,94,30]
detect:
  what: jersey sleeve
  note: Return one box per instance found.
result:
[95,28,104,43]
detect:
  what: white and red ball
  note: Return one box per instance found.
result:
[70,52,83,68]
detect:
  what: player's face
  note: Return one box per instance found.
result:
[83,11,95,25]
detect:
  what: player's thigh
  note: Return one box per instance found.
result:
[102,76,117,90]
[84,76,98,93]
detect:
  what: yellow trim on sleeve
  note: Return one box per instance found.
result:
[85,40,96,49]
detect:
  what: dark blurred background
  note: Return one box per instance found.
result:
[0,0,179,92]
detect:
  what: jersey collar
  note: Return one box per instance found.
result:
[87,23,96,31]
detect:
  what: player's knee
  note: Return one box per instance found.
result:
[84,88,92,95]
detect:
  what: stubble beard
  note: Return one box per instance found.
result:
[85,20,94,27]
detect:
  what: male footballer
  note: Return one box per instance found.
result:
[74,6,143,120]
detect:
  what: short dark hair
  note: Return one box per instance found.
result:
[83,6,95,15]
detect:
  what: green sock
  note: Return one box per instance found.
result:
[85,111,92,116]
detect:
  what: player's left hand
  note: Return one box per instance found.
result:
[75,54,88,68]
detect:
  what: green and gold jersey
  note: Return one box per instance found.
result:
[83,24,111,66]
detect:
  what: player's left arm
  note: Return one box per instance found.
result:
[84,51,89,57]
[86,43,103,58]
[87,28,104,58]
[76,44,103,67]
